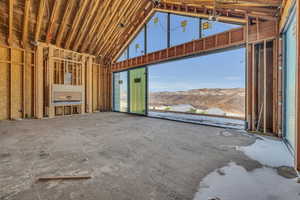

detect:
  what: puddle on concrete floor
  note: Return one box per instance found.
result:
[193,162,300,200]
[237,136,294,168]
[193,136,300,200]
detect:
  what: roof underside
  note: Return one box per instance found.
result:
[0,0,282,61]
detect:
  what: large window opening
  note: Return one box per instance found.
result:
[116,12,241,62]
[148,48,246,128]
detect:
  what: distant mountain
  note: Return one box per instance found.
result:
[149,88,245,117]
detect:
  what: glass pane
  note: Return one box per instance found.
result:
[113,71,128,112]
[117,48,128,62]
[201,20,240,37]
[129,28,145,59]
[148,48,245,118]
[170,14,200,46]
[146,12,168,53]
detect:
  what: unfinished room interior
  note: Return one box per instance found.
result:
[1,0,300,199]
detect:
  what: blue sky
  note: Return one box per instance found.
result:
[149,48,245,92]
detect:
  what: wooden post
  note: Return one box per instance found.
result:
[48,46,55,118]
[247,44,253,130]
[81,58,86,114]
[86,56,93,113]
[34,44,44,119]
[252,43,257,131]
[23,50,26,118]
[9,48,12,119]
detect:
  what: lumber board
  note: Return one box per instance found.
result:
[38,176,91,181]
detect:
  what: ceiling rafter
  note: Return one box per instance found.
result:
[64,0,88,49]
[79,0,113,52]
[72,0,102,51]
[45,0,61,43]
[97,1,146,57]
[34,0,46,42]
[162,0,282,7]
[8,0,14,45]
[91,0,135,54]
[55,0,75,47]
[22,0,31,47]
[95,1,143,56]
[89,0,128,54]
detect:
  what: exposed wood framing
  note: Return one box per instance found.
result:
[56,0,75,47]
[64,0,88,49]
[79,0,113,52]
[8,0,14,45]
[34,43,44,119]
[93,0,149,56]
[90,0,134,54]
[35,0,46,42]
[72,0,102,51]
[280,0,296,32]
[45,0,61,43]
[0,44,35,120]
[246,43,253,130]
[86,56,93,113]
[22,0,31,47]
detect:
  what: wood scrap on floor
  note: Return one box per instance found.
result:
[37,176,91,181]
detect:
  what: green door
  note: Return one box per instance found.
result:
[113,72,128,112]
[284,12,297,150]
[130,67,146,115]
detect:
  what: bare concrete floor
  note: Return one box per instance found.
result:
[0,112,298,200]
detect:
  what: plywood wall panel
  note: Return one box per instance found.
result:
[11,49,23,119]
[0,61,10,120]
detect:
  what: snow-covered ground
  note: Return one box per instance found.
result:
[193,136,300,200]
[148,111,245,129]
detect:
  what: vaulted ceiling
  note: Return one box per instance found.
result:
[0,0,283,62]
